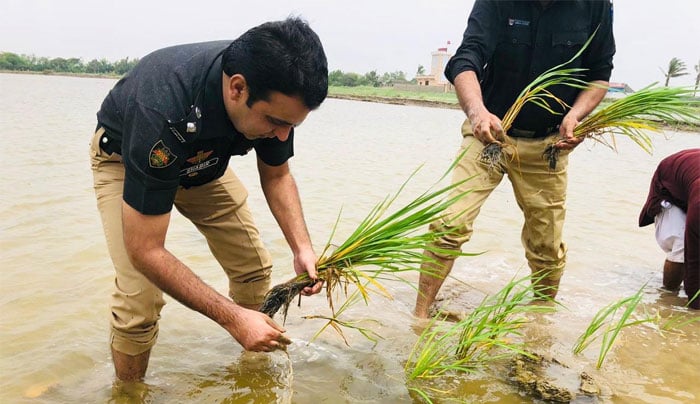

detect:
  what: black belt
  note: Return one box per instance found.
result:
[508,125,559,138]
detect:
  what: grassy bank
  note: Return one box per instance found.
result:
[328,85,700,131]
[328,85,460,109]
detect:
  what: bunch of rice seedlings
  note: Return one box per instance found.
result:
[544,84,700,169]
[261,156,476,329]
[572,286,655,369]
[405,274,556,383]
[478,30,595,170]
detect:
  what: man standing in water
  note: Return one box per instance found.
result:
[639,148,700,309]
[90,17,325,381]
[415,0,616,318]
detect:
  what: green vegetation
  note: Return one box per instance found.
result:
[573,286,700,369]
[544,84,700,169]
[572,287,653,369]
[329,85,459,105]
[0,51,137,76]
[660,57,688,87]
[478,29,596,170]
[260,157,476,341]
[328,69,409,87]
[694,59,700,97]
[405,275,555,402]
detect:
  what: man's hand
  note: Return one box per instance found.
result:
[554,112,585,150]
[226,306,293,352]
[453,71,504,145]
[554,80,608,150]
[294,248,322,296]
[469,108,505,145]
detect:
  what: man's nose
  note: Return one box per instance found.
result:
[274,126,292,141]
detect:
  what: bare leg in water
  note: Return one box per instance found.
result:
[414,251,455,319]
[662,259,684,291]
[112,349,151,382]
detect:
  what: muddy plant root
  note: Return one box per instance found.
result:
[543,144,560,170]
[260,278,316,320]
[479,142,504,172]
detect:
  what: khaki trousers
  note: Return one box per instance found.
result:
[432,120,572,284]
[90,128,272,355]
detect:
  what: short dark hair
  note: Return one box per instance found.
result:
[222,17,328,110]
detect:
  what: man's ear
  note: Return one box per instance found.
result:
[227,74,248,102]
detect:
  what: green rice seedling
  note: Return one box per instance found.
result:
[659,313,700,333]
[261,153,478,341]
[573,286,656,369]
[407,386,436,404]
[544,84,700,169]
[688,289,700,309]
[405,274,556,382]
[657,290,700,332]
[478,29,596,169]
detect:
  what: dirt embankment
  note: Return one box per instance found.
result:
[327,93,461,110]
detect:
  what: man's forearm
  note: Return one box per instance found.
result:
[453,70,487,122]
[122,203,242,327]
[130,246,243,326]
[568,80,609,121]
[260,172,313,254]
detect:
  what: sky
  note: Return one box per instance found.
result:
[1,0,698,91]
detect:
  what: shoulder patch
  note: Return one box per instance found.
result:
[148,140,177,168]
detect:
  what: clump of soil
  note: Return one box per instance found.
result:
[510,352,601,402]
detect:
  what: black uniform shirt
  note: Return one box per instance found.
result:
[96,41,294,215]
[445,0,616,132]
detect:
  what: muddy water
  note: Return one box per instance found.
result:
[1,72,698,403]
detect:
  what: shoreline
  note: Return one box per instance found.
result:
[327,93,461,110]
[328,93,700,132]
[0,69,121,80]
[3,70,697,132]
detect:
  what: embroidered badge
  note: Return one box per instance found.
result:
[186,150,213,164]
[508,18,530,27]
[148,140,177,168]
[180,150,218,177]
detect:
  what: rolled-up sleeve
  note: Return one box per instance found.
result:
[444,0,500,83]
[582,0,616,82]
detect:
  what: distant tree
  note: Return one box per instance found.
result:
[46,57,69,72]
[85,58,112,74]
[416,65,426,75]
[694,59,699,97]
[328,69,412,87]
[341,72,365,86]
[328,69,345,86]
[0,52,29,71]
[660,57,688,86]
[364,70,380,87]
[113,57,138,75]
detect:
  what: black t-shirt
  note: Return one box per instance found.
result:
[445,0,616,132]
[96,41,294,215]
